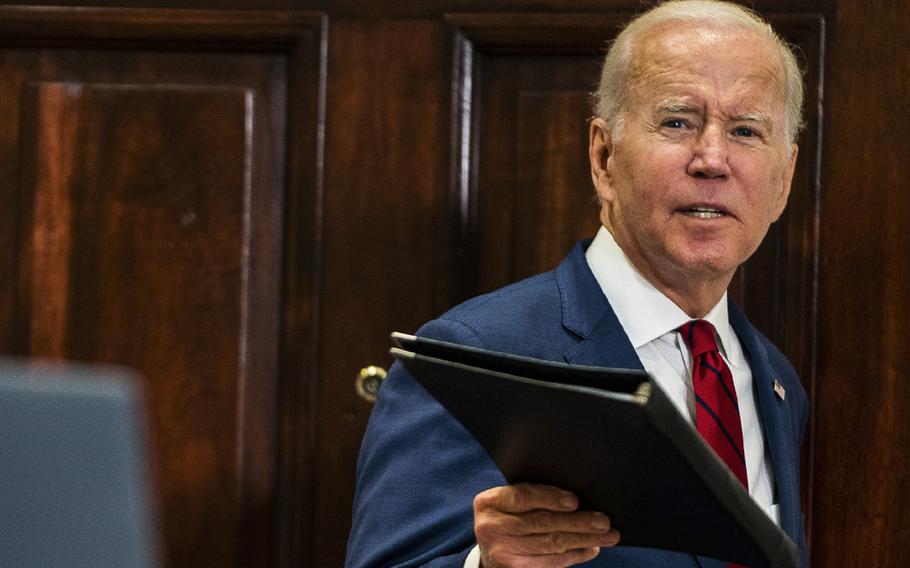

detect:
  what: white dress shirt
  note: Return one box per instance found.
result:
[465,227,778,567]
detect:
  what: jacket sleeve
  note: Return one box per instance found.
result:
[345,319,506,567]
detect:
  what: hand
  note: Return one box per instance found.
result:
[473,483,621,568]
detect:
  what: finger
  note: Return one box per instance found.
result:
[510,529,621,556]
[476,483,579,514]
[502,509,614,536]
[475,512,616,555]
[531,546,602,568]
[486,546,602,568]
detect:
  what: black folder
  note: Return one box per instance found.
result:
[390,332,799,568]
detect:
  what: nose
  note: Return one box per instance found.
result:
[687,124,730,179]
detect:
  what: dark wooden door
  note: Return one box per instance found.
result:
[315,7,824,567]
[0,8,325,568]
[1,1,908,567]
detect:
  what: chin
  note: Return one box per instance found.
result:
[672,252,740,280]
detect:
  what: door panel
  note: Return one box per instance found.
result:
[0,8,324,568]
[812,0,910,565]
[475,59,601,290]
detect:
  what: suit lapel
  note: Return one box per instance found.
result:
[564,310,645,370]
[553,241,644,370]
[728,301,801,543]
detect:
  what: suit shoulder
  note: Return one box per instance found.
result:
[443,271,559,321]
[418,271,570,357]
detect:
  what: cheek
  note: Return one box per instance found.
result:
[629,167,678,219]
[757,171,788,217]
[613,145,688,220]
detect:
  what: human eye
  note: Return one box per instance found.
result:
[733,125,759,137]
[731,116,772,141]
[662,118,688,129]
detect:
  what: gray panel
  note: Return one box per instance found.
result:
[0,361,160,568]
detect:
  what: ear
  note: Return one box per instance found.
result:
[773,143,798,220]
[589,117,615,205]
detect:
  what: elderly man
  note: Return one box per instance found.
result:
[346,1,809,567]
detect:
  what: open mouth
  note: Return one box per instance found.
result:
[681,206,727,219]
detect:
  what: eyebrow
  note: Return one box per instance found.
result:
[655,101,700,114]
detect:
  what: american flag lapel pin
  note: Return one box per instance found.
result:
[773,379,786,401]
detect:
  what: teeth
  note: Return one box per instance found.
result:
[685,207,725,219]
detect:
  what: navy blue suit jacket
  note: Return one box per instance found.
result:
[347,241,809,567]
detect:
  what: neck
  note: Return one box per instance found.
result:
[605,227,732,318]
[654,278,729,319]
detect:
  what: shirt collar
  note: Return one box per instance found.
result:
[584,226,743,365]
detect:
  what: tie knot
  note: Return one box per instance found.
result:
[678,319,720,358]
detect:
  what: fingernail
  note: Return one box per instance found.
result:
[560,494,577,509]
[592,515,610,530]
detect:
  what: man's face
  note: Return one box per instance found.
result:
[592,25,798,293]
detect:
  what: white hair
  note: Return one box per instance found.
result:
[593,0,805,144]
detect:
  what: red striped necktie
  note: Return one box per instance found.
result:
[679,320,750,567]
[678,319,748,487]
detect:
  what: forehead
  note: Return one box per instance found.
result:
[627,24,786,113]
